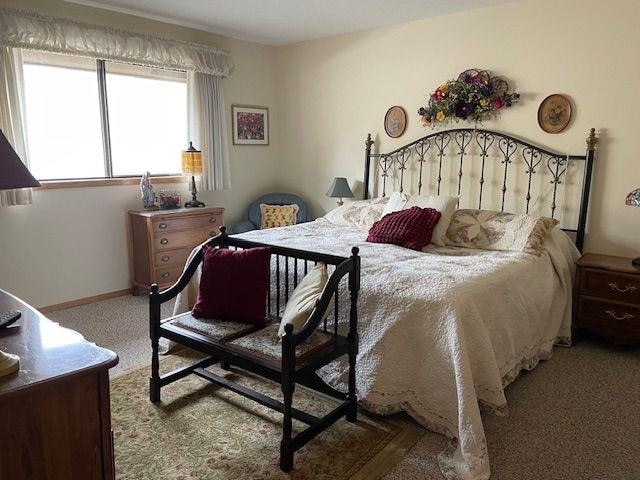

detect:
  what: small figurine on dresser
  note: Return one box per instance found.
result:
[140,171,158,210]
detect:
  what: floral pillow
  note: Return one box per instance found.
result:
[323,197,389,229]
[444,209,559,256]
[260,204,299,229]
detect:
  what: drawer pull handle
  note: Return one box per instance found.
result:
[605,310,635,321]
[608,283,637,293]
[160,238,169,245]
[161,272,170,279]
[161,255,170,262]
[209,217,217,223]
[158,222,168,229]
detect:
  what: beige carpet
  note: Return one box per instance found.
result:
[49,295,640,479]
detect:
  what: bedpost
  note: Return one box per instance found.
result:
[363,134,373,200]
[149,283,161,403]
[346,246,360,422]
[575,128,598,252]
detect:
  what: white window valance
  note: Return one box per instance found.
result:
[0,8,233,77]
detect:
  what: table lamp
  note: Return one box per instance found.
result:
[626,187,640,266]
[326,177,354,206]
[181,141,205,208]
[0,128,40,377]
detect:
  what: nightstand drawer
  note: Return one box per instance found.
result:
[154,248,192,268]
[578,296,640,328]
[580,268,640,304]
[152,213,222,233]
[153,228,216,251]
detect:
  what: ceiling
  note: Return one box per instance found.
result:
[64,0,520,46]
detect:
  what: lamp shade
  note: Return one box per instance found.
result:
[326,177,354,199]
[626,187,640,207]
[181,141,203,175]
[0,129,40,190]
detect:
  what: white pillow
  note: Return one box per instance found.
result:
[278,263,328,337]
[380,191,410,218]
[404,194,459,246]
[323,197,388,229]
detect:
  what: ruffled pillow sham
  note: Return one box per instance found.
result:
[444,209,559,256]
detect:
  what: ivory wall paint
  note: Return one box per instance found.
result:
[0,0,280,307]
[274,0,640,258]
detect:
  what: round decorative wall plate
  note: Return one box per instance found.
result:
[538,94,572,134]
[384,106,407,138]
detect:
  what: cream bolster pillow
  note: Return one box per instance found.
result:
[403,194,459,246]
[278,263,330,337]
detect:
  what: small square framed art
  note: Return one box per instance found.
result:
[232,104,269,145]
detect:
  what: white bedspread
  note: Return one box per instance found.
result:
[172,219,579,480]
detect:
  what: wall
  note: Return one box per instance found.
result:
[2,0,639,307]
[275,0,640,258]
[0,0,279,307]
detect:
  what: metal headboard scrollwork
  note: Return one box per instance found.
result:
[364,128,598,252]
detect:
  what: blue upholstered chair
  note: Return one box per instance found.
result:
[232,193,310,234]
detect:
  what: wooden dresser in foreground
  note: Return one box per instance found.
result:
[574,254,640,344]
[0,289,118,480]
[128,207,224,294]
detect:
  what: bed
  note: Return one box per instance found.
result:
[171,127,598,480]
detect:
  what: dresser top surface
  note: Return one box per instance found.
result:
[0,290,118,397]
[129,206,224,218]
[577,253,640,275]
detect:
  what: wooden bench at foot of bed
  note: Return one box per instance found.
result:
[149,227,361,472]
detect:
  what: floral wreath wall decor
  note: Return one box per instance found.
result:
[418,69,520,126]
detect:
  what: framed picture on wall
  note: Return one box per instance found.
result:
[232,104,269,145]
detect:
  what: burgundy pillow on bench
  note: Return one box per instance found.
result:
[366,206,441,251]
[192,246,271,325]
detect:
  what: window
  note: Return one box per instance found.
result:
[22,51,187,181]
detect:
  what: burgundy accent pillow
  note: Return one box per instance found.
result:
[366,206,441,251]
[192,246,271,325]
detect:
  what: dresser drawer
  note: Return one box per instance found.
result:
[580,268,640,304]
[153,228,216,251]
[152,213,222,233]
[154,248,192,268]
[155,266,183,286]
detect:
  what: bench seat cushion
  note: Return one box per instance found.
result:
[167,312,259,341]
[227,323,335,363]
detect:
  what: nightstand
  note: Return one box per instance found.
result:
[574,254,640,344]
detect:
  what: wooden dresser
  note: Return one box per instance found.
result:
[128,207,224,294]
[0,289,118,480]
[574,254,640,344]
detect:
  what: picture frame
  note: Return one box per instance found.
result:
[537,94,572,134]
[384,106,407,138]
[232,104,269,145]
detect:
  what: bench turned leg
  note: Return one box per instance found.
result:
[149,377,161,403]
[280,440,293,472]
[150,334,161,403]
[280,370,295,472]
[346,333,358,423]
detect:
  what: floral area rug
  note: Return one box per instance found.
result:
[111,351,423,480]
